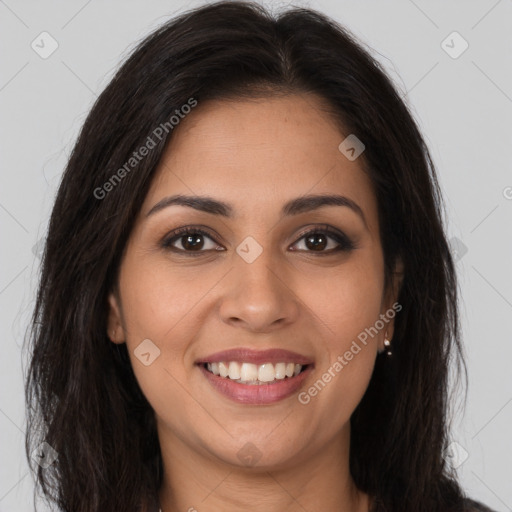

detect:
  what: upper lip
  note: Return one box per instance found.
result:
[196,348,314,366]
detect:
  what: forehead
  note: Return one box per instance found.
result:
[143,94,378,231]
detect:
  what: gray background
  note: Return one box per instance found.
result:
[1,0,511,510]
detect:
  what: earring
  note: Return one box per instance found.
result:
[383,334,392,356]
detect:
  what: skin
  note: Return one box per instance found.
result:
[108,93,402,512]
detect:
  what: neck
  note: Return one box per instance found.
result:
[156,423,370,512]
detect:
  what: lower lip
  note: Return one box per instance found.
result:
[198,364,313,405]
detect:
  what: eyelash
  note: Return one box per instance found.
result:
[161,224,355,256]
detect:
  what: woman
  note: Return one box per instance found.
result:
[24,1,496,511]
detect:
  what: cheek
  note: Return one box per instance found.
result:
[116,256,199,397]
[119,256,215,345]
[118,264,206,437]
[297,254,384,338]
[294,257,383,425]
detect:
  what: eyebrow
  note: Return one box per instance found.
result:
[146,193,367,227]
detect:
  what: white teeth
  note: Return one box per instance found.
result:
[274,362,286,379]
[228,361,241,380]
[258,363,275,382]
[205,361,306,383]
[240,362,258,382]
[218,361,229,378]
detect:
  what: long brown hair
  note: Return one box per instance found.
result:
[25,2,466,510]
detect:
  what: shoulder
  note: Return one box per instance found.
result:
[462,497,498,512]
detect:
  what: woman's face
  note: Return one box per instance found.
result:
[108,93,401,470]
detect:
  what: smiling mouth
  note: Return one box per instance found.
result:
[201,361,310,385]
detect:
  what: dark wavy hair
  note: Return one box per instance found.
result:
[24,1,469,511]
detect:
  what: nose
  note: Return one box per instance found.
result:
[218,249,300,333]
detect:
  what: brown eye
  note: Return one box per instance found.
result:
[161,224,355,256]
[162,227,223,253]
[180,233,206,251]
[304,232,328,251]
[291,226,355,254]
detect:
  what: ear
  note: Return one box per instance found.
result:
[107,290,125,344]
[379,257,404,348]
